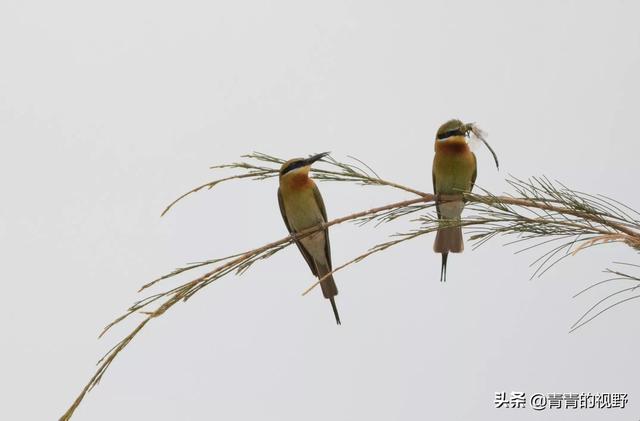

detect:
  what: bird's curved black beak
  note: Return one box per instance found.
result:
[304,152,330,166]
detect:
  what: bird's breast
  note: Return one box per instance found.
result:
[282,188,325,231]
[433,139,476,195]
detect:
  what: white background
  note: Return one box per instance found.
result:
[1,1,639,420]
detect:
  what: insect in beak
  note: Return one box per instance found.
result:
[467,124,499,170]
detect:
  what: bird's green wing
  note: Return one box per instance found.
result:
[432,169,441,219]
[312,184,332,270]
[278,187,318,276]
[470,152,477,192]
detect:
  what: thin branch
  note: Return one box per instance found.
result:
[59,194,436,421]
[60,153,640,420]
[570,294,640,333]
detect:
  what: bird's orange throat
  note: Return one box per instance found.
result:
[281,169,314,190]
[435,136,470,155]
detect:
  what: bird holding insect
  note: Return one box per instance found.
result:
[432,119,499,282]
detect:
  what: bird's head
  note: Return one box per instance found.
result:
[436,119,467,141]
[279,152,329,180]
[435,119,500,169]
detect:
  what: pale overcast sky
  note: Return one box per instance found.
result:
[1,1,640,420]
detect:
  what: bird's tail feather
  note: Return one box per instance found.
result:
[439,252,448,282]
[433,226,464,253]
[317,264,340,325]
[329,297,341,325]
[434,225,463,283]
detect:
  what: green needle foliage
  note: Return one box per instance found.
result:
[60,152,640,421]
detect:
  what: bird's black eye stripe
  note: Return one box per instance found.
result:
[281,160,305,175]
[437,129,465,140]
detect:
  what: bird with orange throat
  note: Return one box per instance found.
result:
[278,152,341,324]
[432,119,499,282]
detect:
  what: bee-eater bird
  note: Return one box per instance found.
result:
[278,152,340,324]
[432,119,477,283]
[432,119,499,282]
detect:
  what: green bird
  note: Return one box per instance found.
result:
[432,119,498,282]
[278,152,340,324]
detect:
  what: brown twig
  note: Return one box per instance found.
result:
[60,154,640,420]
[59,194,434,421]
